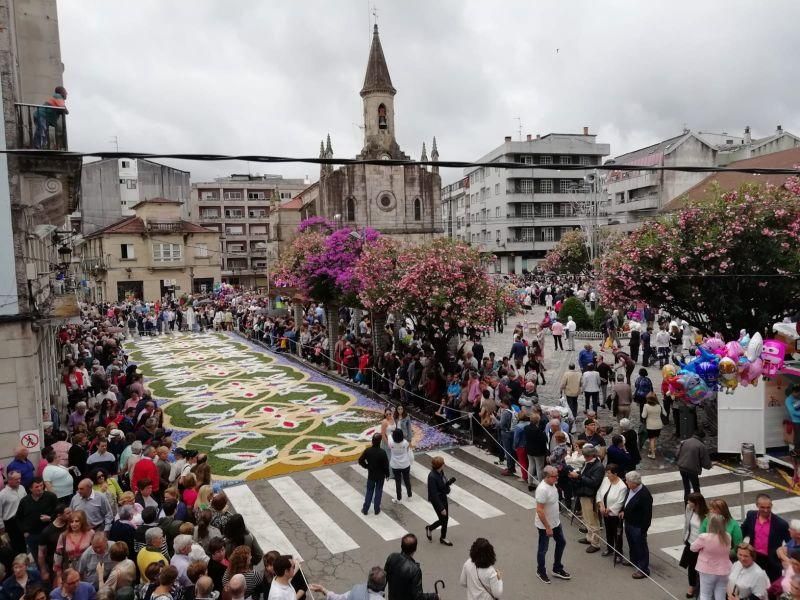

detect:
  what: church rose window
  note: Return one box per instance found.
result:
[380,196,392,208]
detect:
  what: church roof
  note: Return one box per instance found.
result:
[360,24,396,97]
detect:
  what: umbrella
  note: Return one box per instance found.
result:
[195,299,213,305]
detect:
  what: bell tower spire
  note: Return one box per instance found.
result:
[359,24,406,160]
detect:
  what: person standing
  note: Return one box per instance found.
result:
[655,325,671,368]
[629,322,641,364]
[33,86,68,149]
[534,466,571,584]
[459,537,503,599]
[0,470,27,554]
[384,534,438,600]
[388,429,413,504]
[565,317,576,351]
[581,364,601,414]
[680,492,709,599]
[425,456,454,547]
[551,319,564,352]
[70,479,113,532]
[676,433,712,501]
[525,413,548,492]
[358,433,390,515]
[740,493,790,582]
[620,471,653,579]
[596,464,628,558]
[16,476,57,557]
[640,393,665,460]
[497,398,516,477]
[560,364,582,425]
[568,444,604,553]
[690,514,732,599]
[597,356,613,409]
[641,327,653,368]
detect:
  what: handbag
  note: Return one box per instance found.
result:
[476,568,499,600]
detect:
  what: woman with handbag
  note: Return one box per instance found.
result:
[460,537,503,599]
[681,492,709,598]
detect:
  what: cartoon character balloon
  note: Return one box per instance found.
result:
[761,339,787,378]
[695,361,719,391]
[718,357,738,393]
[745,332,763,362]
[681,372,712,405]
[724,341,744,361]
[703,337,726,357]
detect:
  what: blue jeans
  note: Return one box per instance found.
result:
[625,524,650,575]
[501,432,515,471]
[362,478,384,514]
[537,525,566,574]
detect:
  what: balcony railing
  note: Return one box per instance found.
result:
[147,221,184,233]
[15,103,68,150]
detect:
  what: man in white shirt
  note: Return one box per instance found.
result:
[0,471,27,553]
[267,555,304,600]
[565,317,577,351]
[534,466,571,584]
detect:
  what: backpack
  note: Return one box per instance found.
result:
[634,376,653,399]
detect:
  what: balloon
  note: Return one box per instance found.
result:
[747,358,763,383]
[695,360,719,390]
[703,338,726,357]
[662,364,677,379]
[718,357,739,393]
[739,330,750,348]
[681,373,712,406]
[746,332,763,361]
[724,341,744,360]
[761,339,787,378]
[667,375,687,400]
[695,345,719,364]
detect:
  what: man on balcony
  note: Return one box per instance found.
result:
[33,86,68,149]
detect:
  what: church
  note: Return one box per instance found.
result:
[316,25,442,243]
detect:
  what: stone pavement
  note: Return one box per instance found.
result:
[479,306,718,463]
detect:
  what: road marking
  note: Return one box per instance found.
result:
[459,445,504,467]
[649,496,800,534]
[651,479,773,506]
[225,484,303,561]
[311,469,407,541]
[269,476,358,554]
[429,451,536,509]
[350,465,458,526]
[661,545,685,561]
[410,462,504,519]
[641,466,730,486]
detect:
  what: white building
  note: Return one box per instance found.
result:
[605,126,800,231]
[442,130,609,274]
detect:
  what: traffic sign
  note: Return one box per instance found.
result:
[19,429,41,451]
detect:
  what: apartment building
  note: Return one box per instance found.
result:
[605,126,800,231]
[78,158,191,234]
[443,130,609,274]
[188,174,308,288]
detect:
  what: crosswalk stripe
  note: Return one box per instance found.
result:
[661,545,684,561]
[349,465,459,526]
[651,479,773,507]
[409,463,504,519]
[649,496,800,534]
[225,484,303,561]
[429,451,536,510]
[269,476,359,554]
[641,466,730,486]
[459,445,504,467]
[311,468,408,541]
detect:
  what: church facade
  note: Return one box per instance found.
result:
[316,25,442,243]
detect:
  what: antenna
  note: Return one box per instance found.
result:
[514,117,522,141]
[109,136,119,152]
[372,4,379,27]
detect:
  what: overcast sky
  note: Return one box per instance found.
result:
[57,0,800,187]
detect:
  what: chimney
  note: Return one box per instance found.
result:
[536,134,541,139]
[583,126,589,135]
[777,124,783,133]
[504,136,512,142]
[526,134,532,141]
[744,126,751,144]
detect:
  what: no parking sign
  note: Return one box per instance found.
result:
[19,430,41,452]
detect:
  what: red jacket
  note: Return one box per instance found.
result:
[131,457,159,492]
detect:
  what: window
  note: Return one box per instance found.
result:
[495,183,500,195]
[227,243,245,253]
[540,180,553,193]
[560,156,572,165]
[579,156,591,166]
[541,227,554,241]
[519,179,534,193]
[379,195,392,209]
[126,180,137,189]
[495,230,500,242]
[225,209,244,218]
[250,225,267,235]
[559,179,570,193]
[152,243,182,262]
[120,243,135,259]
[201,191,217,201]
[495,207,500,217]
[195,243,208,258]
[280,192,292,200]
[226,225,244,235]
[520,203,534,218]
[378,104,387,129]
[223,191,242,200]
[539,155,553,165]
[121,161,130,168]
[248,209,267,218]
[541,203,554,218]
[414,198,422,221]
[346,197,356,221]
[247,192,265,200]
[200,210,219,219]
[522,155,534,165]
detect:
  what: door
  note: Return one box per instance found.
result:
[117,280,143,302]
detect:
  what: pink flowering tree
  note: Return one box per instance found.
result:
[597,180,800,338]
[354,237,402,314]
[541,229,590,274]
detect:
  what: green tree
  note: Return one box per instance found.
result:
[558,297,591,329]
[541,229,590,274]
[597,180,800,338]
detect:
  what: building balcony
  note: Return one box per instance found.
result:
[223,231,247,238]
[199,214,222,221]
[503,239,558,252]
[198,196,220,203]
[606,171,660,192]
[147,221,184,233]
[81,257,108,272]
[506,167,593,179]
[608,194,660,213]
[15,103,68,150]
[223,214,246,220]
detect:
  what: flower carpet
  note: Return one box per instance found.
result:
[126,332,454,481]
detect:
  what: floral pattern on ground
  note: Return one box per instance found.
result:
[126,332,455,480]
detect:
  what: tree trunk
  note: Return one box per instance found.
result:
[371,312,387,357]
[325,305,339,370]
